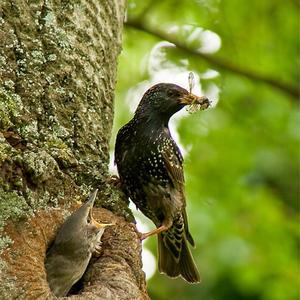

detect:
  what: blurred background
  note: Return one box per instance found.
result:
[110,1,300,299]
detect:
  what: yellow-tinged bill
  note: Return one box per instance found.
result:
[91,219,114,229]
[180,93,210,109]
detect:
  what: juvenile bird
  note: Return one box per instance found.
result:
[45,189,112,297]
[115,83,209,283]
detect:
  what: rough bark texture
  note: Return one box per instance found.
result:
[0,0,149,299]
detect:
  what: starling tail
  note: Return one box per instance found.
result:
[158,235,200,283]
[158,213,200,283]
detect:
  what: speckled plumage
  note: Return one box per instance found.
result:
[115,83,209,283]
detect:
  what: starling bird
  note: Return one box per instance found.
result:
[115,83,209,283]
[45,189,112,297]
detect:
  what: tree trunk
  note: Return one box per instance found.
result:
[0,1,149,299]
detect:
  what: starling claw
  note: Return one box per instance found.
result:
[107,175,122,188]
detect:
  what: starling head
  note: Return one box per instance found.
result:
[45,189,113,297]
[134,83,209,123]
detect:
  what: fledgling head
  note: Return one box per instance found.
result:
[45,189,113,297]
[53,189,109,250]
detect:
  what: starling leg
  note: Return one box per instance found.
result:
[140,222,171,240]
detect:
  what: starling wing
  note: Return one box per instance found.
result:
[158,148,200,283]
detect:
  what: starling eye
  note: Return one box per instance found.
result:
[167,90,180,98]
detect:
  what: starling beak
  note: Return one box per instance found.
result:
[179,93,210,108]
[45,189,113,297]
[115,83,209,283]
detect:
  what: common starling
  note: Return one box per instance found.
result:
[45,189,112,297]
[115,83,209,283]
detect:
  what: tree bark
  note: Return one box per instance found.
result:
[0,1,149,299]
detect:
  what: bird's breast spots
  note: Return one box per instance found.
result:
[143,182,170,199]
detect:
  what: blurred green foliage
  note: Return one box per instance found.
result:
[112,0,300,299]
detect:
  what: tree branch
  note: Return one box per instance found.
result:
[126,19,299,101]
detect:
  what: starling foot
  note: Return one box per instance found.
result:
[107,175,122,188]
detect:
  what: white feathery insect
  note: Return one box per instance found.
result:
[186,72,210,113]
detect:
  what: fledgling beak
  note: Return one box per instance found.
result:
[92,220,114,229]
[87,189,98,207]
[87,189,114,228]
[180,93,210,110]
